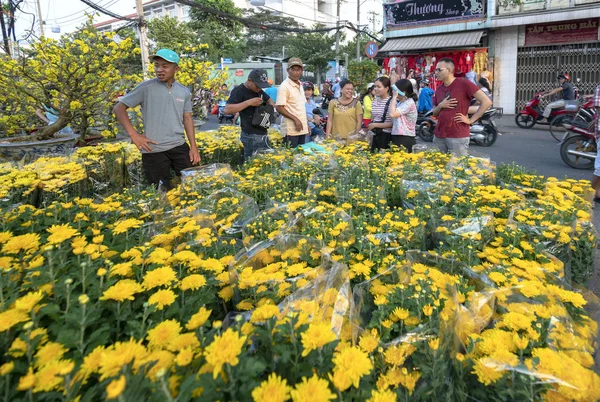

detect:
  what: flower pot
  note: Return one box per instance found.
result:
[0,132,81,161]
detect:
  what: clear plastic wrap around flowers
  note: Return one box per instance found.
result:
[229,234,327,310]
[507,201,576,282]
[460,284,600,400]
[198,187,260,235]
[400,171,454,209]
[180,163,235,196]
[277,262,351,337]
[430,211,495,266]
[405,250,494,291]
[241,203,302,246]
[297,204,355,251]
[447,153,496,193]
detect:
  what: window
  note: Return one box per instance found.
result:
[165,5,176,17]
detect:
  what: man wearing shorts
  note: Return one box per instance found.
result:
[113,49,200,189]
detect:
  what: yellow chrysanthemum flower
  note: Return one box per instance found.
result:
[251,373,291,402]
[290,374,335,402]
[301,322,337,357]
[147,320,182,350]
[204,328,247,379]
[185,307,212,331]
[99,279,143,302]
[106,375,126,399]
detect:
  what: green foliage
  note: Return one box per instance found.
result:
[188,0,245,62]
[147,15,201,54]
[0,18,139,141]
[348,60,380,93]
[241,9,301,59]
[288,24,337,79]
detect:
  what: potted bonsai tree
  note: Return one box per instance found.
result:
[0,18,138,160]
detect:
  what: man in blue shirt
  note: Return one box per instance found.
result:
[264,79,277,103]
[417,79,434,113]
[331,78,341,98]
[303,81,324,140]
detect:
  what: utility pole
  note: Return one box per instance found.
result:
[356,0,360,61]
[334,0,341,77]
[368,11,378,34]
[136,0,150,77]
[35,0,44,37]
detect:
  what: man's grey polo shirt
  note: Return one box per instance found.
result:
[120,78,192,153]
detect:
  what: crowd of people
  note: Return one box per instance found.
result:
[113,49,496,188]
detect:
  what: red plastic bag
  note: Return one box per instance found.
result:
[210,104,219,115]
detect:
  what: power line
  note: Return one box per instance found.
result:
[174,0,342,33]
[259,5,337,27]
[78,0,136,21]
[49,0,118,22]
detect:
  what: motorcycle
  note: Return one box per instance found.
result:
[559,117,597,170]
[514,92,578,134]
[312,108,328,129]
[416,110,434,142]
[217,100,235,124]
[418,108,501,147]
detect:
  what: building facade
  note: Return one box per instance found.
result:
[379,0,600,113]
[94,0,191,33]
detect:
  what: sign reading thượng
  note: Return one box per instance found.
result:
[384,0,485,29]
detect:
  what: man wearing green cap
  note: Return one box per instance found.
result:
[113,48,201,190]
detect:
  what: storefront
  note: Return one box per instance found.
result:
[380,0,492,90]
[379,33,491,91]
[515,18,600,111]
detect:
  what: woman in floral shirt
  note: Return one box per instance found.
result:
[390,79,418,153]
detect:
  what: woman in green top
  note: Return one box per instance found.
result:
[326,80,363,140]
[360,83,375,127]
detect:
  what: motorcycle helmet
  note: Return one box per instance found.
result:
[557,73,570,81]
[366,82,375,90]
[303,81,314,90]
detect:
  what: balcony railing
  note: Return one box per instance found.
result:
[497,0,599,15]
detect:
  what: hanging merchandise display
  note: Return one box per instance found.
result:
[382,49,490,91]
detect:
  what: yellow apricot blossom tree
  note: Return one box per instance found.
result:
[0,18,138,141]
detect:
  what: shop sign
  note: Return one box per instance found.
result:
[524,19,599,46]
[235,69,244,77]
[385,0,485,29]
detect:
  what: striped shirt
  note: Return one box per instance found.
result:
[371,96,393,134]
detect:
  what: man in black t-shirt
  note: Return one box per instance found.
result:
[541,73,575,122]
[224,69,275,162]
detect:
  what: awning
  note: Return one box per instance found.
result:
[380,31,485,54]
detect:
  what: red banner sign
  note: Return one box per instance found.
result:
[525,18,599,46]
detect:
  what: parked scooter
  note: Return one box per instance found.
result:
[418,108,501,147]
[312,108,328,129]
[217,100,235,124]
[514,92,577,132]
[416,110,434,142]
[559,117,597,170]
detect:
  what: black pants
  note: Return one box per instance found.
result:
[390,135,416,153]
[141,143,192,190]
[284,135,308,148]
[371,131,391,153]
